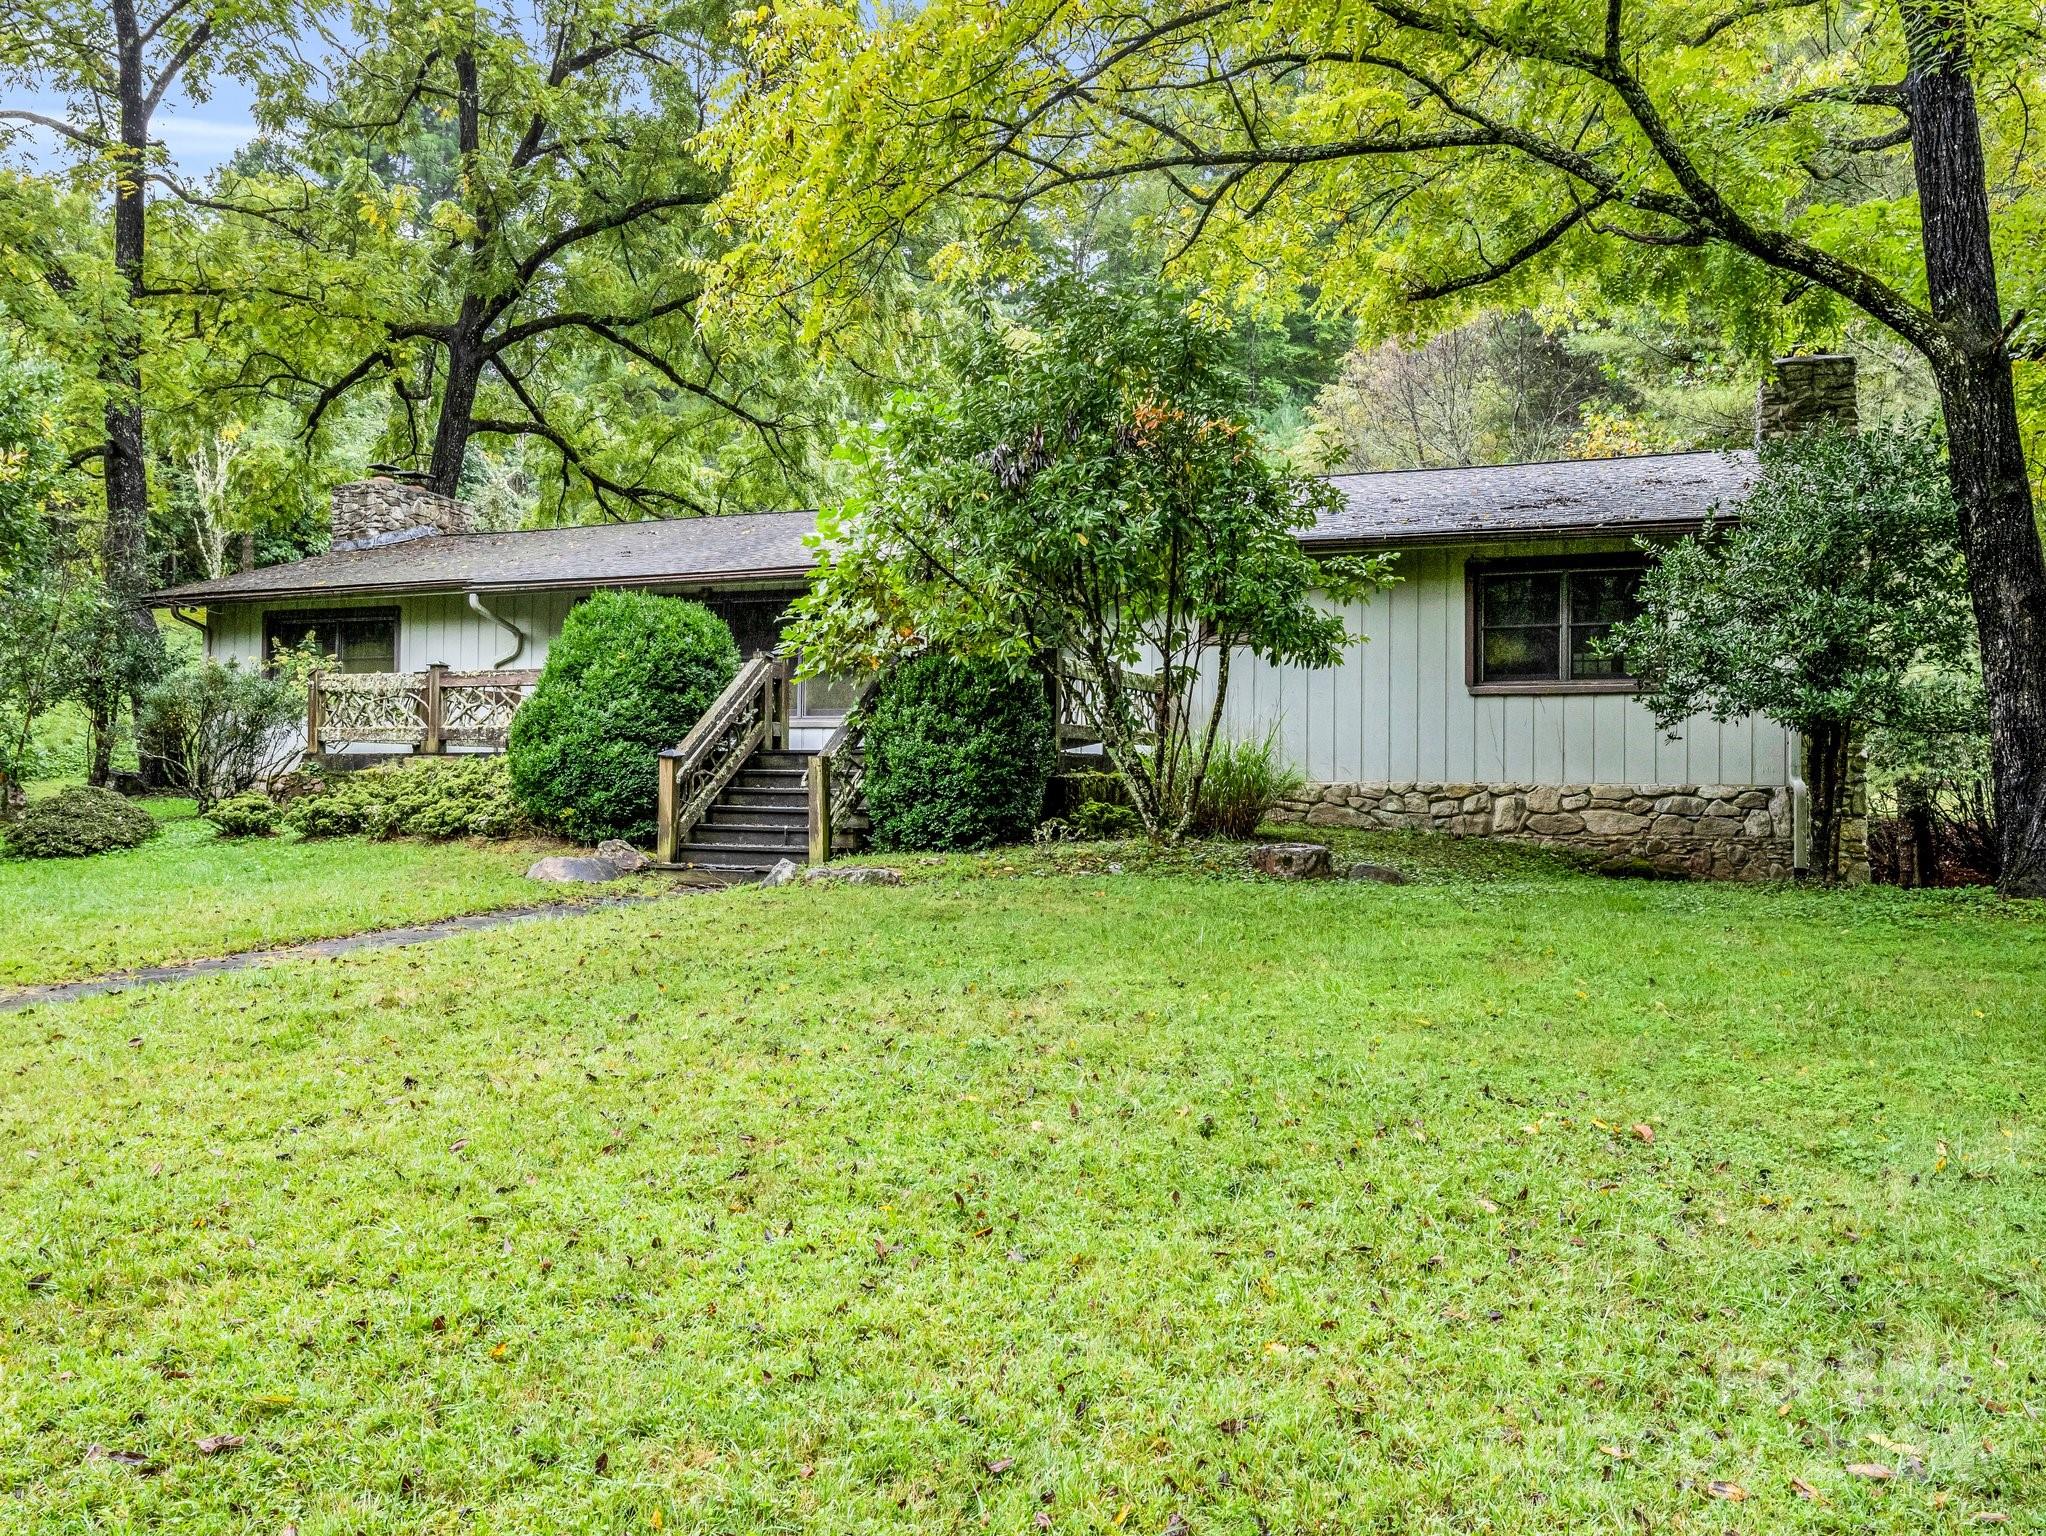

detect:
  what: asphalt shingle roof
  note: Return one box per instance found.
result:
[153,451,1756,605]
[1307,449,1755,548]
[153,507,821,605]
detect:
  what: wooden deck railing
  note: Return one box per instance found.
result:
[307,666,540,755]
[805,675,882,863]
[655,654,794,865]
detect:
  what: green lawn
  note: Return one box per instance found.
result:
[0,798,594,986]
[0,835,2040,1532]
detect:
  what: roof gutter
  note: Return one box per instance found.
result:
[148,564,820,608]
[1300,520,1717,555]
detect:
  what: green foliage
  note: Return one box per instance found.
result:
[1609,425,1976,878]
[862,655,1054,851]
[507,592,740,842]
[1068,799,1140,840]
[1612,426,1975,740]
[139,653,310,810]
[203,791,282,839]
[790,282,1393,837]
[285,757,528,842]
[4,784,159,858]
[1184,729,1304,839]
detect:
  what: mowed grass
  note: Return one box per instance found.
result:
[0,842,2041,1532]
[0,799,592,986]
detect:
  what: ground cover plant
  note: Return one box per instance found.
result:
[0,799,588,987]
[0,840,2037,1531]
[3,783,160,858]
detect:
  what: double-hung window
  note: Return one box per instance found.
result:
[1467,558,1644,693]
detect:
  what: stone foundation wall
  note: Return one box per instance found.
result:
[1272,780,1800,880]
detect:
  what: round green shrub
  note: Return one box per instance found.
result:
[507,592,741,842]
[5,785,160,858]
[283,757,527,840]
[204,791,281,838]
[862,655,1054,851]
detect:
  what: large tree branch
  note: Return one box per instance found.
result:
[143,17,213,120]
[509,191,713,288]
[0,109,107,149]
[1405,190,1614,301]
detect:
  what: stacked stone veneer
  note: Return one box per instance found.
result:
[1273,781,1801,880]
[330,477,471,550]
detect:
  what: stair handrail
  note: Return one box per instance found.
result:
[805,673,883,864]
[656,654,792,864]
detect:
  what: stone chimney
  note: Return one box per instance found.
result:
[330,476,472,551]
[1755,354,1858,445]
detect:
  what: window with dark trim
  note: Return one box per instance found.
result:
[1466,558,1644,693]
[263,608,400,674]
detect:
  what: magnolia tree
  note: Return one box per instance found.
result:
[788,285,1393,837]
[1609,426,1977,882]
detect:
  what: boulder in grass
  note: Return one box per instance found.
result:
[526,854,633,883]
[1247,841,1332,879]
[804,865,904,887]
[761,858,803,887]
[595,839,649,874]
[1345,861,1409,885]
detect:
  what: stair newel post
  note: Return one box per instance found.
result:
[306,671,324,757]
[807,753,832,865]
[421,663,447,755]
[772,660,793,752]
[656,750,680,866]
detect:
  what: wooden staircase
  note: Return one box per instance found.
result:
[666,749,811,877]
[652,656,878,881]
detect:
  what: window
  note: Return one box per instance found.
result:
[263,608,400,674]
[1467,559,1644,692]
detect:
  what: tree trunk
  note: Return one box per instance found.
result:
[1805,722,1848,884]
[109,0,169,781]
[1905,7,2046,897]
[425,322,482,496]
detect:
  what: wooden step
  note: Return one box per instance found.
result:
[672,840,801,870]
[687,820,808,849]
[722,785,808,810]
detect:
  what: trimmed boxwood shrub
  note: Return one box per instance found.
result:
[284,757,527,840]
[5,785,160,858]
[862,655,1054,851]
[205,791,282,838]
[507,591,741,842]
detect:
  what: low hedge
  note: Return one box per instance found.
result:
[284,757,527,840]
[5,786,160,859]
[862,656,1054,851]
[204,792,282,838]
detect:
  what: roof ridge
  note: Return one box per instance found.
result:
[1324,447,1751,480]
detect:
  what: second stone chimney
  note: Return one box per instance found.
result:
[330,476,472,551]
[1755,354,1858,445]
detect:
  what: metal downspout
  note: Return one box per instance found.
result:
[466,591,525,668]
[1788,729,1810,876]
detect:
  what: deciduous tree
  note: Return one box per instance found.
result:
[708,0,2046,893]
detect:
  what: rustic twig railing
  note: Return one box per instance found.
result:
[655,654,794,865]
[307,666,540,754]
[805,675,882,864]
[1057,659,1171,750]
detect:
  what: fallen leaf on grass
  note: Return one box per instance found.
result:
[1846,1463,1895,1481]
[1706,1480,1747,1501]
[195,1433,245,1455]
[84,1444,163,1474]
[1216,1419,1245,1438]
[1630,1123,1655,1145]
[1790,1476,1823,1501]
[1970,1513,2009,1525]
[984,1457,1015,1476]
[1597,1445,1633,1460]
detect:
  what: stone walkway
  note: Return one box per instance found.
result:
[0,889,709,1013]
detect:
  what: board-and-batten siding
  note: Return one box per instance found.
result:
[1194,541,1795,789]
[207,537,1795,790]
[208,589,581,673]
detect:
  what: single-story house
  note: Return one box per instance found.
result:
[153,356,1867,880]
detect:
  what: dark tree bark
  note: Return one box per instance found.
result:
[1903,5,2046,896]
